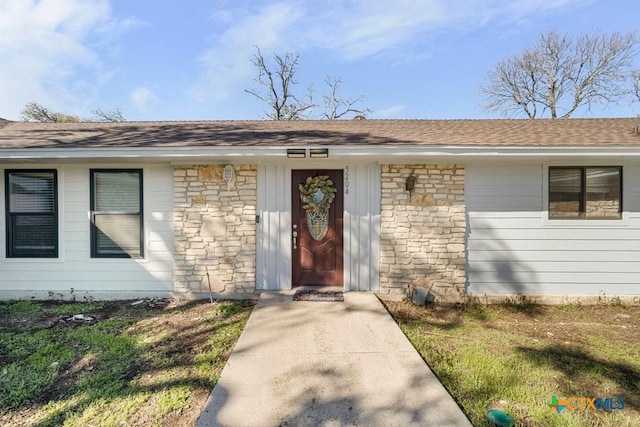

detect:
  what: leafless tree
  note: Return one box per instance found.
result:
[90,108,125,122]
[480,31,639,118]
[21,102,125,122]
[21,101,80,122]
[245,47,315,120]
[246,47,371,120]
[321,76,371,120]
[632,70,640,103]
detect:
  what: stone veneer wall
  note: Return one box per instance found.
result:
[173,165,257,296]
[379,164,466,301]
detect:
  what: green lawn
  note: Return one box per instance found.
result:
[4,296,637,426]
[0,299,253,427]
[384,300,640,427]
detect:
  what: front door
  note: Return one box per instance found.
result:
[292,170,344,287]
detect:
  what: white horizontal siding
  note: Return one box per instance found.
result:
[470,261,640,274]
[475,283,640,295]
[468,239,640,252]
[470,250,640,262]
[472,227,638,240]
[1,269,172,282]
[466,162,640,296]
[0,163,174,300]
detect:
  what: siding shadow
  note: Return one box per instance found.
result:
[516,345,639,411]
[465,216,540,305]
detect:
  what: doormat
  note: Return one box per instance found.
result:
[293,290,344,302]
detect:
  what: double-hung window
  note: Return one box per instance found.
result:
[549,167,622,219]
[5,170,58,257]
[90,169,143,258]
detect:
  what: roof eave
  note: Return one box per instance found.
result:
[2,144,640,163]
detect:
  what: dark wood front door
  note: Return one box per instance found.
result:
[292,170,344,287]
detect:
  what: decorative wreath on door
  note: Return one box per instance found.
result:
[299,175,337,241]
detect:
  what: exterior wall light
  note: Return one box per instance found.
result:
[223,165,235,191]
[406,174,417,192]
[287,149,306,158]
[309,148,329,158]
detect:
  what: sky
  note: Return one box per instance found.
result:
[0,0,639,122]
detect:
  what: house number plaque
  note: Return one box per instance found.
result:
[344,166,350,195]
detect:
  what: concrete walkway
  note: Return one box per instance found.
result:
[196,292,472,427]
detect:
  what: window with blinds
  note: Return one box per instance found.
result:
[5,170,58,257]
[90,170,143,258]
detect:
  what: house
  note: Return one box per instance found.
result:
[1,118,639,303]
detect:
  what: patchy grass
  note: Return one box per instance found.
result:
[0,299,254,426]
[0,300,42,314]
[384,300,640,427]
[48,302,106,316]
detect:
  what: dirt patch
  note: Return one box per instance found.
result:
[384,300,640,340]
[0,298,255,427]
[385,300,640,359]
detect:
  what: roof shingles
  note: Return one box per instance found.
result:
[0,118,639,149]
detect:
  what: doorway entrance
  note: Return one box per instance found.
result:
[291,170,344,287]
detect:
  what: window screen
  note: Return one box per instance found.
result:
[5,170,58,257]
[90,170,143,257]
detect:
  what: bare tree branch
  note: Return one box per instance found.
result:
[90,108,125,122]
[245,47,371,120]
[321,76,371,120]
[480,31,639,118]
[244,47,316,120]
[21,102,126,122]
[21,101,80,122]
[632,69,640,103]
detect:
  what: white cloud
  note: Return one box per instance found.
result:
[301,0,595,60]
[373,104,407,118]
[129,86,159,111]
[300,0,452,60]
[0,0,130,120]
[189,2,304,102]
[190,0,591,103]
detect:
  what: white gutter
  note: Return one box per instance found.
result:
[2,145,640,160]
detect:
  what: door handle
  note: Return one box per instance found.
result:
[292,231,298,250]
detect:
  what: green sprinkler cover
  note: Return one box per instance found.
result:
[486,409,515,427]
